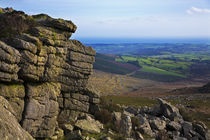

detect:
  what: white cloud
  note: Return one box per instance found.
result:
[72,15,210,38]
[187,7,210,14]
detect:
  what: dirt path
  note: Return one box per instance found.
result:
[126,68,142,76]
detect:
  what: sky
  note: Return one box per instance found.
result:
[0,0,210,39]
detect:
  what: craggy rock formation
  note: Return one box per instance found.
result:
[0,8,100,139]
[116,98,210,140]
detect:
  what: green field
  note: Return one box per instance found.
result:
[92,43,210,82]
[116,56,190,80]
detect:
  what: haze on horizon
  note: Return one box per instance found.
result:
[0,0,210,39]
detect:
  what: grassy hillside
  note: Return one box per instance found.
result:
[94,53,140,75]
[88,70,157,96]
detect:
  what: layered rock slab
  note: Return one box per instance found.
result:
[22,83,60,138]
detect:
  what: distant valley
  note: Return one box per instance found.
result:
[88,43,210,82]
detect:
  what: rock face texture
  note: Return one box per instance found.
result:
[0,8,99,139]
[0,96,34,140]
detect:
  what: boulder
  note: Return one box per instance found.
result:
[193,122,208,137]
[62,123,74,134]
[112,112,122,131]
[167,121,182,131]
[158,98,183,121]
[0,96,33,140]
[123,110,135,117]
[75,115,103,133]
[120,114,132,137]
[182,121,193,139]
[136,114,153,136]
[140,106,152,114]
[149,117,166,131]
[167,131,180,138]
[149,105,162,116]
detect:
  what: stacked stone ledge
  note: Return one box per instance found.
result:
[0,8,99,139]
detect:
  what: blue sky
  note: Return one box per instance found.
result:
[0,0,210,39]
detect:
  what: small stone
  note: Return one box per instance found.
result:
[75,115,103,133]
[149,117,166,131]
[136,132,144,140]
[167,121,182,131]
[62,123,74,133]
[173,136,187,140]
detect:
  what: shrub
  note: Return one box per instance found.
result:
[0,10,36,38]
[94,97,123,132]
[94,109,113,124]
[100,96,122,113]
[179,108,193,122]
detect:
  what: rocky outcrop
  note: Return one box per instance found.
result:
[0,8,99,139]
[113,99,209,140]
